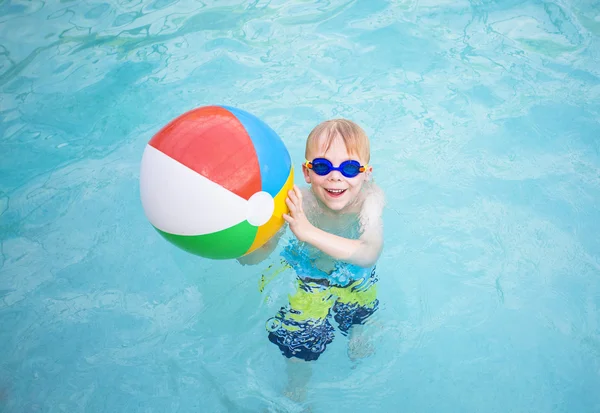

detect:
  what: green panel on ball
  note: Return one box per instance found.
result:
[156,221,257,259]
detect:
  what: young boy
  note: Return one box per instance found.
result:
[239,118,385,396]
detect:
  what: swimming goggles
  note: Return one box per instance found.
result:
[304,158,368,178]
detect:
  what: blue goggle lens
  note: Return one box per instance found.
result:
[312,161,332,175]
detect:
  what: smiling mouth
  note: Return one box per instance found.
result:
[325,189,347,197]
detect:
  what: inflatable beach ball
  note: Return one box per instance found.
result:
[140,105,294,259]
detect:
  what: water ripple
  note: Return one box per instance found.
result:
[1,0,600,411]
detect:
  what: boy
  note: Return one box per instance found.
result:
[239,118,385,398]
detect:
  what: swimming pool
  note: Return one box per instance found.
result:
[1,0,599,411]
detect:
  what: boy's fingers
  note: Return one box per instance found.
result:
[285,197,296,212]
[288,190,299,205]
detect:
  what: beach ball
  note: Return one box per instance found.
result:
[140,105,294,259]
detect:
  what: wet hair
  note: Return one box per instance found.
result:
[305,119,371,163]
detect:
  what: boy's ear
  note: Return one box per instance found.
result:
[302,164,311,183]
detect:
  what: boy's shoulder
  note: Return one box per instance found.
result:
[361,181,385,210]
[358,181,385,232]
[366,180,385,197]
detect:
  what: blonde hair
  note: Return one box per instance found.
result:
[305,119,371,163]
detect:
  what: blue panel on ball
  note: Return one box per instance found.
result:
[221,106,291,197]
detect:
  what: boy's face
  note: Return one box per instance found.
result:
[302,134,371,212]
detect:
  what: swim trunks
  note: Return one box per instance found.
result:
[266,266,379,361]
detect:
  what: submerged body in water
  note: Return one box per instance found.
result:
[266,182,384,361]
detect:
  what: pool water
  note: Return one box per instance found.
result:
[1,0,600,412]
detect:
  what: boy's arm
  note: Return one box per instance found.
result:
[283,185,384,268]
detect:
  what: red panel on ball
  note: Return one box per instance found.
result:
[148,106,261,200]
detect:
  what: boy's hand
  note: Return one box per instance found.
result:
[283,185,315,243]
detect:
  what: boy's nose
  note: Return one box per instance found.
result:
[328,170,343,180]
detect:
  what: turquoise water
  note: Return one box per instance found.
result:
[1,0,600,412]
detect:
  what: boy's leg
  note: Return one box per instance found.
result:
[284,358,312,403]
[331,269,379,361]
[347,324,375,362]
[266,278,336,361]
[265,279,336,405]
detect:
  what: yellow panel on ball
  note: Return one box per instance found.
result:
[245,168,295,255]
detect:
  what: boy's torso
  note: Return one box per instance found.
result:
[291,185,375,280]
